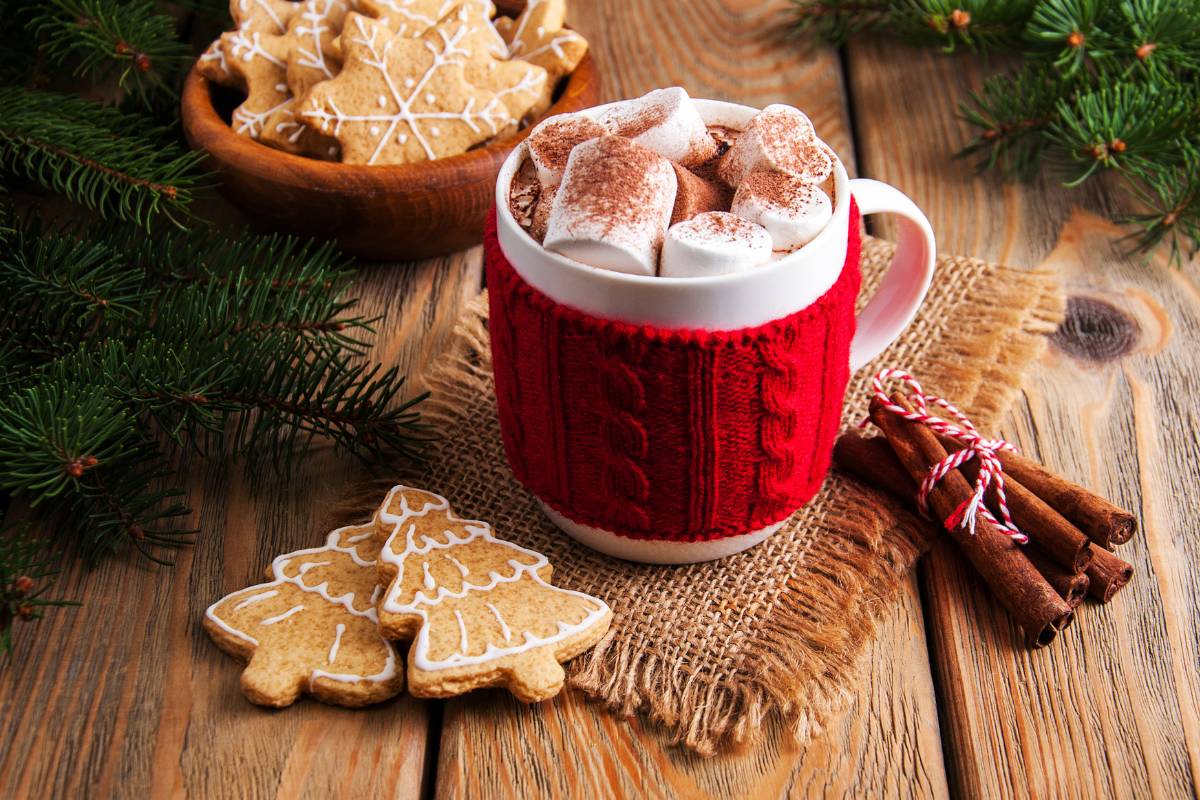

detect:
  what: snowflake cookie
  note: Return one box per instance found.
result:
[372,486,612,702]
[301,11,512,164]
[204,521,405,708]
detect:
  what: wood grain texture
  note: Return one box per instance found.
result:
[433,3,949,797]
[845,36,1200,799]
[0,244,483,798]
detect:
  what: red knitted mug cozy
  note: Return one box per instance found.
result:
[486,201,863,542]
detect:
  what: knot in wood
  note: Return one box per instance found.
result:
[1051,296,1139,362]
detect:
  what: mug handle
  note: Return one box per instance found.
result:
[847,178,937,371]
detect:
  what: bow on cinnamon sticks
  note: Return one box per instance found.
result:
[835,370,1136,648]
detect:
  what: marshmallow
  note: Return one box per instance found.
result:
[526,113,607,187]
[717,104,833,187]
[670,163,730,225]
[599,87,718,168]
[544,136,678,276]
[659,212,772,278]
[732,170,832,251]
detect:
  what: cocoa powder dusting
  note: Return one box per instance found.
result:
[560,136,672,238]
[675,211,763,245]
[529,115,605,175]
[609,103,668,139]
[741,169,819,207]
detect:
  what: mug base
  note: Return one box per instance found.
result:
[539,502,786,564]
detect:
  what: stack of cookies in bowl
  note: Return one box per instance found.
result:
[197,0,589,165]
[182,0,598,259]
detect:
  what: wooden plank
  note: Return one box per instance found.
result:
[845,36,1200,798]
[434,2,949,796]
[0,248,483,798]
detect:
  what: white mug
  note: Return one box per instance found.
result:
[488,98,936,564]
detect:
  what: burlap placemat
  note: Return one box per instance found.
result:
[341,236,1063,755]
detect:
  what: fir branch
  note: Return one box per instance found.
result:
[0,86,204,226]
[958,64,1062,178]
[796,0,1200,264]
[28,0,191,100]
[0,528,79,654]
[1048,82,1197,186]
[792,0,1036,51]
[0,371,192,561]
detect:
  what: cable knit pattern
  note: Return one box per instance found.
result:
[485,202,863,542]
[597,337,651,530]
[755,325,803,523]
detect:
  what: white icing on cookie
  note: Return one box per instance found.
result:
[293,0,345,80]
[327,622,345,663]
[233,589,279,611]
[205,520,401,688]
[453,609,469,655]
[486,602,512,642]
[301,14,509,164]
[261,604,305,625]
[446,554,470,577]
[376,486,610,672]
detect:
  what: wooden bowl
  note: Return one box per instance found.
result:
[180,12,600,261]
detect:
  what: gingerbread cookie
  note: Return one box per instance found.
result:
[302,12,509,164]
[283,0,351,97]
[494,0,588,114]
[440,2,546,135]
[204,522,405,707]
[372,486,612,702]
[197,0,301,85]
[357,0,461,36]
[261,100,343,156]
[197,0,301,132]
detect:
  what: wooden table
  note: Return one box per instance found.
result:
[3,1,1199,797]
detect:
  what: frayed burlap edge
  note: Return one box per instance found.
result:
[331,237,1064,755]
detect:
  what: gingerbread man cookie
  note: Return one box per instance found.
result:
[204,522,405,707]
[302,12,509,164]
[494,0,587,114]
[372,486,612,702]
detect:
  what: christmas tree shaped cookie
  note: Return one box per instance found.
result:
[373,486,612,702]
[204,522,404,707]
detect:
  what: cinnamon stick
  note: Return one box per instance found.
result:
[837,432,1092,573]
[953,458,1092,574]
[869,395,1073,647]
[936,433,1136,549]
[1024,546,1089,610]
[833,431,918,501]
[1086,546,1134,603]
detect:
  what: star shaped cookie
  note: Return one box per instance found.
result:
[301,12,509,164]
[494,0,587,114]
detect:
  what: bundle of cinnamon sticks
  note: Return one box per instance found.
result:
[834,392,1136,648]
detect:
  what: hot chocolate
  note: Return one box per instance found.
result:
[507,88,837,277]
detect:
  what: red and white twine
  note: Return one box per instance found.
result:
[866,368,1028,544]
